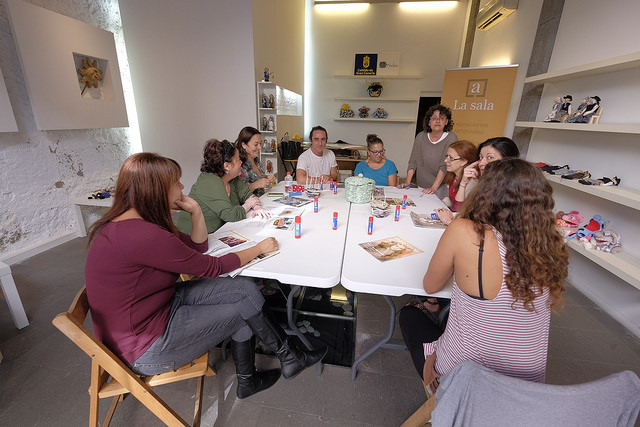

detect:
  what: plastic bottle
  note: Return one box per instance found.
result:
[284,172,293,195]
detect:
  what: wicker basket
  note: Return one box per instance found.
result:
[345,174,375,203]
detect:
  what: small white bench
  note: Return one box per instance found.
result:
[0,261,29,329]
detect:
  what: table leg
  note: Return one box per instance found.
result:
[286,285,324,375]
[351,295,406,380]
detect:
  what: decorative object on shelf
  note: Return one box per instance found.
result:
[263,67,271,82]
[77,57,103,96]
[365,79,384,97]
[339,103,355,118]
[575,96,601,123]
[559,95,572,122]
[262,139,270,153]
[592,229,622,254]
[543,97,563,122]
[266,160,273,173]
[566,215,606,241]
[372,107,388,119]
[268,94,275,108]
[358,106,370,118]
[555,210,584,228]
[270,139,276,152]
[268,115,275,131]
[563,97,588,122]
[261,93,268,108]
[354,53,378,76]
[261,116,268,131]
[578,176,620,186]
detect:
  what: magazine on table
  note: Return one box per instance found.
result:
[205,230,279,277]
[274,196,312,207]
[359,236,423,262]
[267,207,305,231]
[410,211,447,228]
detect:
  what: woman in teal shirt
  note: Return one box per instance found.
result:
[178,139,268,234]
[354,134,398,186]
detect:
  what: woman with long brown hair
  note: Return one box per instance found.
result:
[85,153,326,400]
[236,126,276,196]
[400,158,568,393]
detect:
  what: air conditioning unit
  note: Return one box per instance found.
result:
[476,0,518,31]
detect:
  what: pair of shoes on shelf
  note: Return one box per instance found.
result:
[578,176,621,186]
[561,170,590,180]
[593,230,623,254]
[543,164,571,174]
[556,210,584,228]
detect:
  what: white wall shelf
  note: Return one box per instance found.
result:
[545,175,640,210]
[524,51,640,84]
[256,81,279,178]
[334,118,416,124]
[335,97,418,102]
[516,121,640,134]
[567,240,640,292]
[333,74,421,79]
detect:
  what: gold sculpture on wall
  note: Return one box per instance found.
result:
[77,57,102,95]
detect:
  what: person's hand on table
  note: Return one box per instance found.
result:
[398,182,413,189]
[251,207,272,220]
[434,207,454,225]
[255,177,272,190]
[422,186,437,195]
[257,237,278,254]
[242,195,261,212]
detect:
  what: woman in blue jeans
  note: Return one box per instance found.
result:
[85,152,326,399]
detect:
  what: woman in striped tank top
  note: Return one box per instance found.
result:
[399,158,568,395]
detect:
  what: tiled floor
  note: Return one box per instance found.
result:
[1,236,639,426]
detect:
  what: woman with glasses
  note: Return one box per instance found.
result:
[177,139,270,234]
[235,126,276,197]
[400,104,457,197]
[440,140,478,212]
[353,134,398,186]
[435,137,519,225]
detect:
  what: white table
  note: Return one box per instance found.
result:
[342,187,451,379]
[72,196,112,237]
[213,185,452,379]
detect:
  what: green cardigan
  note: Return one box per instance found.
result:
[177,173,254,234]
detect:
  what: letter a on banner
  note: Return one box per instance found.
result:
[440,65,518,144]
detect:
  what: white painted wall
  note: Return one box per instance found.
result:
[119,0,257,191]
[307,2,468,176]
[0,0,135,261]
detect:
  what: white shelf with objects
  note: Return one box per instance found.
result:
[332,74,420,124]
[520,51,640,337]
[256,81,279,178]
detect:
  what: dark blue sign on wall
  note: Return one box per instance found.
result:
[354,53,378,76]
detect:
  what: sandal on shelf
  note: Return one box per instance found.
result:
[561,170,590,180]
[405,297,441,324]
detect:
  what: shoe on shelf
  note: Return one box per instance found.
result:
[601,176,621,186]
[561,170,590,180]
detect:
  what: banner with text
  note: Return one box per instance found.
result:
[440,65,518,144]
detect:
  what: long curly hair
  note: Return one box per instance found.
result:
[235,126,261,164]
[423,104,454,133]
[88,152,181,243]
[201,139,237,177]
[459,158,568,310]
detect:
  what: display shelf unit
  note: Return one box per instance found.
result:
[523,52,640,84]
[333,74,421,79]
[334,97,418,102]
[334,117,416,124]
[256,81,279,177]
[566,240,640,292]
[522,51,640,338]
[545,175,640,210]
[515,121,640,134]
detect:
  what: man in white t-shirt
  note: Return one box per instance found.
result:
[296,125,339,184]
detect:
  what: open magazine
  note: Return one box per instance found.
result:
[205,230,279,277]
[410,211,446,228]
[274,196,312,208]
[268,207,305,231]
[359,236,423,262]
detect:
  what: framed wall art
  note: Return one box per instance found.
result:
[6,0,128,130]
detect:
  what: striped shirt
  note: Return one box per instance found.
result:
[424,228,551,383]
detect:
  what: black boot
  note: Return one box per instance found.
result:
[246,310,327,380]
[230,337,281,399]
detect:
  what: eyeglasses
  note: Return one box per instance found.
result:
[444,154,462,161]
[430,116,447,122]
[369,149,385,155]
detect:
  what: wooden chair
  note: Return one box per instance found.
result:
[52,286,215,427]
[588,105,602,124]
[401,394,435,426]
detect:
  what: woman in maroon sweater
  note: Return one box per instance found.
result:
[85,153,326,399]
